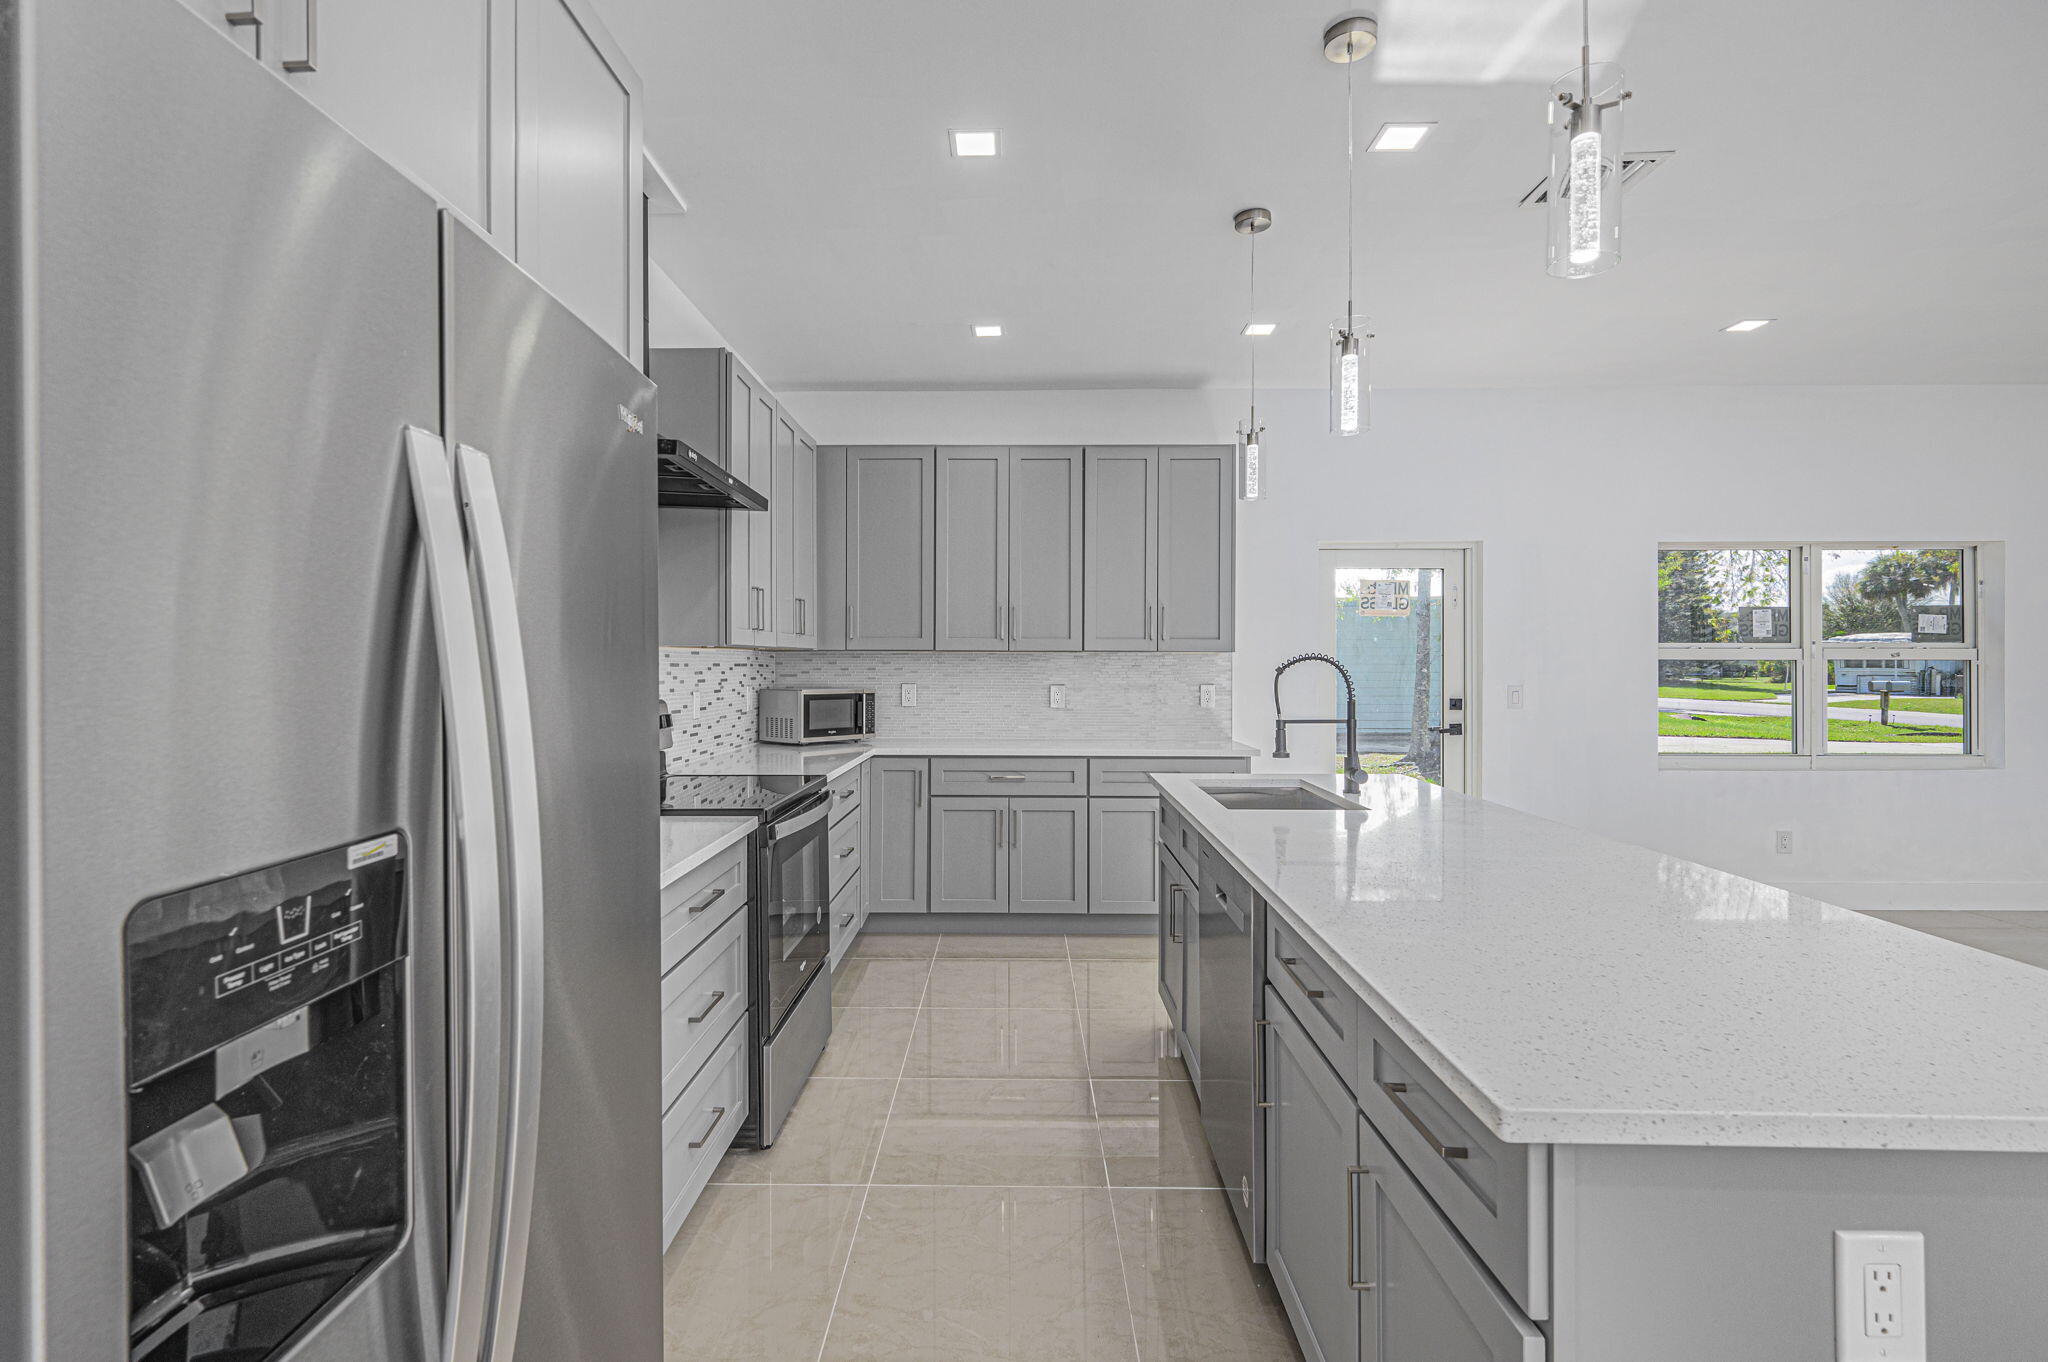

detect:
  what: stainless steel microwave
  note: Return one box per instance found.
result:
[758,688,876,744]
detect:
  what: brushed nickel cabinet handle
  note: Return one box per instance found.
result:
[686,885,728,916]
[837,846,857,858]
[686,991,727,1025]
[281,0,316,70]
[1380,1081,1470,1160]
[687,1106,729,1150]
[1277,956,1325,999]
[1347,1166,1375,1291]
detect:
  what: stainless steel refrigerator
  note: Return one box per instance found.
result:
[2,3,660,1360]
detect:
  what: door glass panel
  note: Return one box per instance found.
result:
[1820,546,1965,641]
[1330,566,1448,783]
[1657,660,1797,753]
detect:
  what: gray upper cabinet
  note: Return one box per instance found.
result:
[513,0,642,363]
[935,448,1007,651]
[1264,990,1364,1362]
[1090,798,1161,915]
[1083,447,1158,651]
[865,758,930,914]
[792,429,819,647]
[844,447,937,650]
[725,355,771,645]
[771,409,798,644]
[1158,447,1235,651]
[930,797,1008,914]
[1007,447,1084,650]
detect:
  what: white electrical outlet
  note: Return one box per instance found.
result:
[1506,684,1525,710]
[1199,684,1217,709]
[1834,1231,1925,1361]
[900,683,918,707]
[1048,684,1067,710]
[1775,829,1795,855]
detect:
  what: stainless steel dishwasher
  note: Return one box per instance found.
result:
[1198,843,1264,1259]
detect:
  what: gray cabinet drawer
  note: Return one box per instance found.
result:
[660,909,749,1113]
[1265,915,1357,1088]
[1161,800,1205,877]
[1354,1002,1550,1319]
[829,808,861,898]
[661,1015,748,1248]
[929,755,1088,797]
[659,841,748,976]
[1089,755,1249,795]
[829,870,862,961]
[828,767,862,824]
[1355,1112,1546,1360]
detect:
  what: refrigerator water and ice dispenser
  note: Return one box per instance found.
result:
[124,835,411,1360]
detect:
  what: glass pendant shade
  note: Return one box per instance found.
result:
[1236,426,1264,501]
[1546,61,1625,278]
[1328,318,1369,435]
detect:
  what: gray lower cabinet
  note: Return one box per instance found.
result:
[1265,988,1364,1362]
[1089,798,1160,914]
[1157,843,1191,1024]
[930,795,1089,914]
[844,446,938,649]
[864,757,929,914]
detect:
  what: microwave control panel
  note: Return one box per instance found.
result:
[124,832,407,1084]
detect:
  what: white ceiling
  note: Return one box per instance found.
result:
[597,0,2048,391]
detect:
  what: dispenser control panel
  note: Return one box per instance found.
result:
[124,832,407,1085]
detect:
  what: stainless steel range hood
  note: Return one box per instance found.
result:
[658,437,767,511]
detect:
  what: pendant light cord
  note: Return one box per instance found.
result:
[1248,229,1258,431]
[1345,52,1356,328]
[1581,0,1591,103]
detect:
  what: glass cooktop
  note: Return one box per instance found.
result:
[660,773,822,817]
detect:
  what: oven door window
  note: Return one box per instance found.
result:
[762,801,830,1031]
[802,693,863,737]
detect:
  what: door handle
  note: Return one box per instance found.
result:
[987,773,1027,782]
[1254,1017,1273,1108]
[686,991,727,1026]
[1346,1166,1376,1291]
[1277,956,1325,999]
[454,445,547,1358]
[224,1,261,33]
[1167,884,1185,943]
[1011,808,1020,846]
[1427,722,1464,736]
[1156,602,1166,640]
[403,428,502,1362]
[1380,1081,1471,1160]
[281,0,316,70]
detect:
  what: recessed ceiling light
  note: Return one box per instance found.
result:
[949,130,998,158]
[1722,318,1775,332]
[972,324,1003,338]
[1369,122,1435,151]
[1241,322,1277,337]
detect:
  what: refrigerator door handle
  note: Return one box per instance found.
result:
[403,427,504,1362]
[454,444,547,1362]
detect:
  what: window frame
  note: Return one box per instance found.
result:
[1657,541,1987,771]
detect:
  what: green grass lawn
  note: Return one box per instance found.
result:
[1658,714,1958,744]
[1832,695,1963,714]
[1655,679,1793,703]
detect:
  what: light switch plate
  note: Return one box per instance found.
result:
[1505,684,1525,710]
[1835,1230,1925,1361]
[900,683,918,708]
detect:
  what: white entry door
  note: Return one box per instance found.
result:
[1318,548,1472,791]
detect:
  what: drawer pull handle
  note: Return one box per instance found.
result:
[1346,1165,1375,1291]
[987,773,1027,782]
[687,885,728,916]
[839,911,854,927]
[1380,1081,1470,1160]
[687,1106,728,1150]
[1277,956,1325,999]
[686,991,728,1025]
[837,846,857,858]
[837,788,855,799]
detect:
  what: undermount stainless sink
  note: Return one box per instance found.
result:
[1202,784,1365,812]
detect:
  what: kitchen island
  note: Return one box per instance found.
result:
[1152,772,2048,1362]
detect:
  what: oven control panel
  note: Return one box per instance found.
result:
[124,832,407,1084]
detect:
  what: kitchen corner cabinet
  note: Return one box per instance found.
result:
[1083,447,1234,652]
[178,0,642,365]
[935,446,1084,651]
[864,758,930,914]
[931,796,1090,915]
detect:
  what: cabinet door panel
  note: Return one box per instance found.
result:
[514,0,640,359]
[1089,798,1160,915]
[724,359,761,644]
[1009,797,1088,915]
[935,447,1007,651]
[1083,447,1157,651]
[931,797,1008,914]
[1158,447,1234,651]
[771,409,797,643]
[1008,446,1084,650]
[1357,1115,1546,1362]
[793,431,818,647]
[746,389,774,639]
[846,448,937,649]
[865,758,929,914]
[1265,990,1363,1362]
[1157,846,1188,1025]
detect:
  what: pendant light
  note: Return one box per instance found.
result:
[1324,15,1376,436]
[1233,207,1271,501]
[1546,0,1631,278]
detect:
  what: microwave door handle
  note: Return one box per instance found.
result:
[454,445,547,1362]
[402,427,502,1362]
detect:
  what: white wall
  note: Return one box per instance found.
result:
[786,383,2048,911]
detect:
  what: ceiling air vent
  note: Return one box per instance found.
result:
[1518,150,1675,208]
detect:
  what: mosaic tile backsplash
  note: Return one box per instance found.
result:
[658,647,1233,770]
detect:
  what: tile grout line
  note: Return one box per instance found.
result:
[809,933,936,1362]
[1075,940,1150,1362]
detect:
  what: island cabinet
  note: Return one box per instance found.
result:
[1155,830,1199,1080]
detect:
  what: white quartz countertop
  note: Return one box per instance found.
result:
[1154,773,2048,1152]
[659,816,754,890]
[675,739,1258,783]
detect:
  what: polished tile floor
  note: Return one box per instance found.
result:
[1857,908,2048,967]
[660,932,1302,1362]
